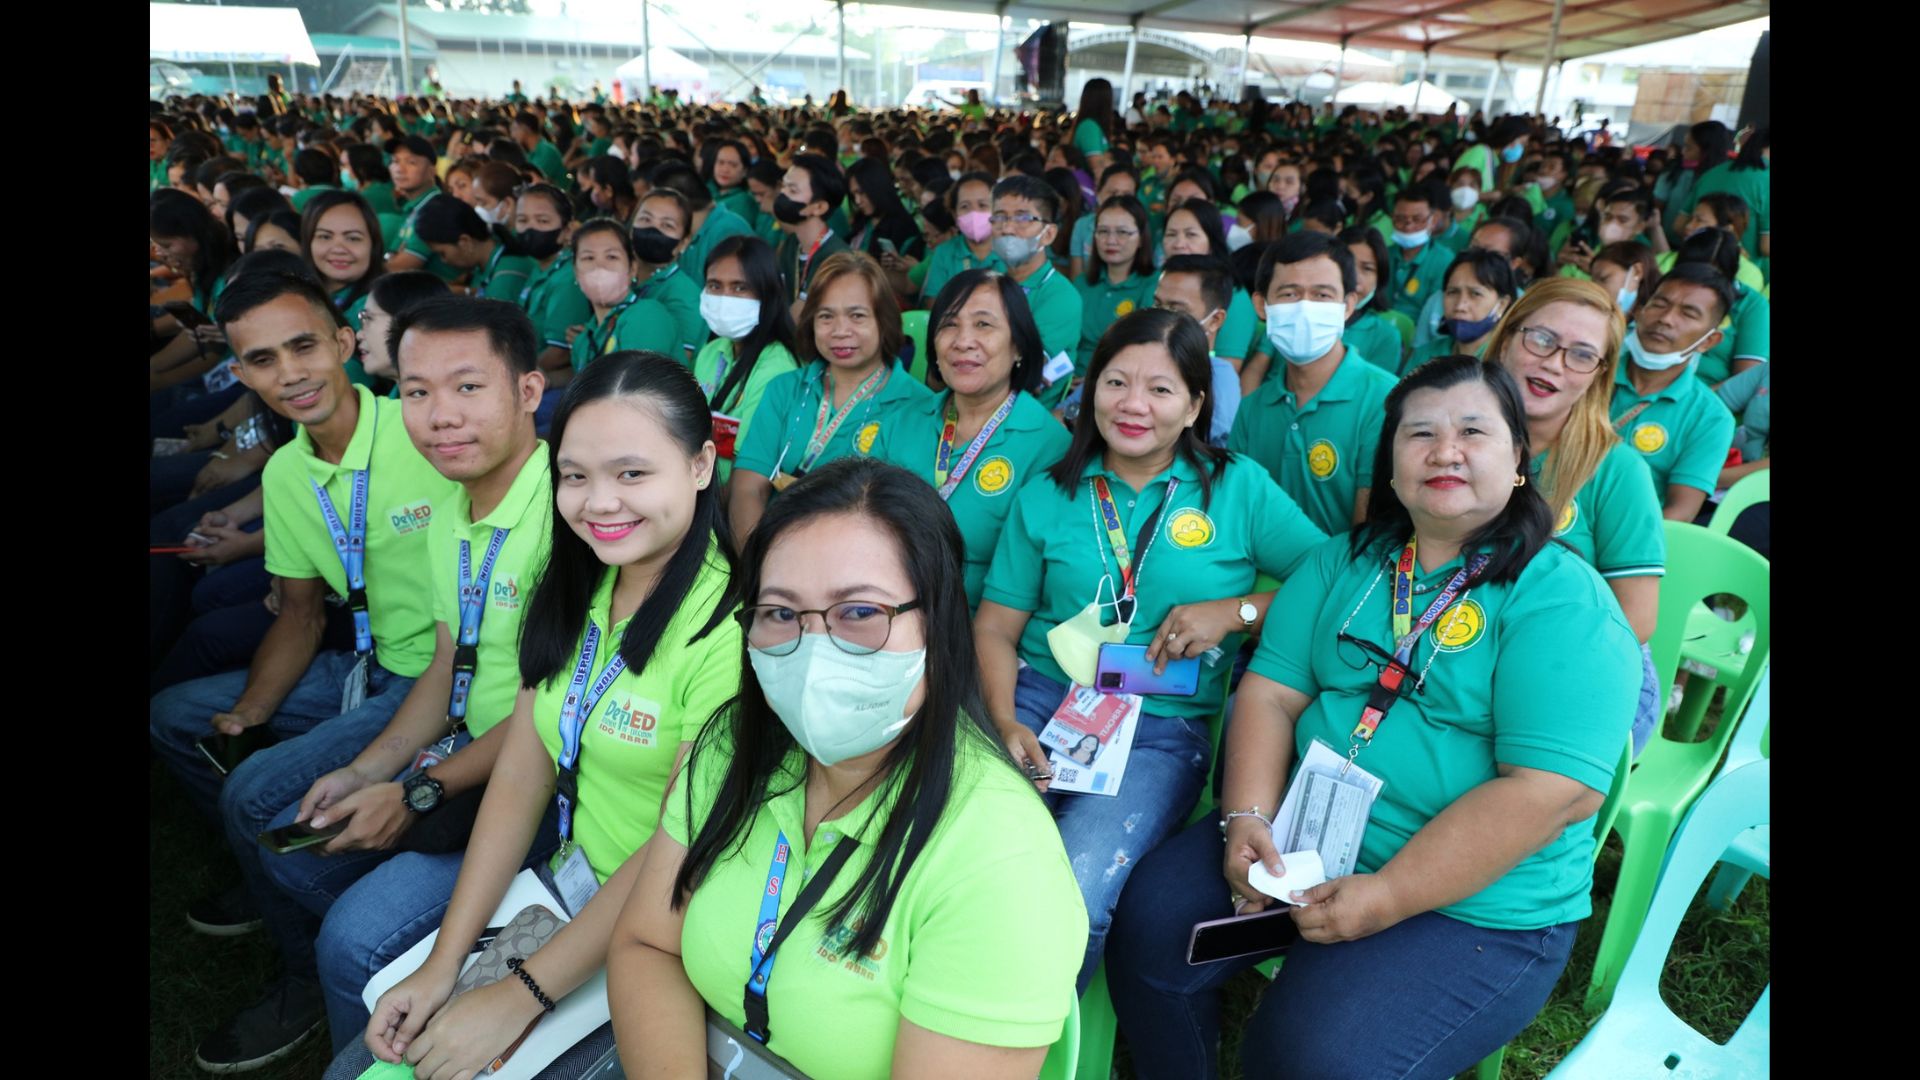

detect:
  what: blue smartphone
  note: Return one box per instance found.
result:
[1095,643,1201,697]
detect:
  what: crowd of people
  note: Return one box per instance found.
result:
[149,78,1770,1079]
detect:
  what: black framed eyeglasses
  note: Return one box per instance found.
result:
[736,600,922,656]
[1335,633,1427,701]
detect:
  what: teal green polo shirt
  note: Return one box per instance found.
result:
[290,185,340,214]
[634,262,707,366]
[872,390,1072,611]
[1227,349,1397,537]
[982,453,1327,721]
[1610,361,1737,498]
[1343,311,1405,375]
[1691,283,1769,387]
[1074,271,1157,369]
[569,293,680,371]
[1715,362,1770,463]
[1536,443,1665,579]
[1385,240,1457,323]
[527,139,567,181]
[392,188,463,283]
[676,202,758,283]
[733,359,935,483]
[1073,118,1109,157]
[468,242,537,306]
[1011,262,1084,407]
[520,250,594,352]
[921,235,1006,306]
[1249,536,1641,930]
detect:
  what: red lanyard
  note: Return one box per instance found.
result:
[796,229,834,299]
[1348,546,1489,758]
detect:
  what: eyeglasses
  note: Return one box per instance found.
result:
[1093,227,1139,240]
[988,212,1051,227]
[1517,325,1605,374]
[1335,633,1428,702]
[736,600,922,656]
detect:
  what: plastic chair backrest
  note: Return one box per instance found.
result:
[1716,665,1770,778]
[1037,990,1081,1080]
[1706,468,1769,537]
[901,309,931,384]
[1650,522,1770,752]
[1590,738,1634,855]
[1380,308,1416,350]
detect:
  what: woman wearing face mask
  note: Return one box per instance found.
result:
[1076,195,1158,370]
[920,172,1004,305]
[569,220,681,373]
[693,236,801,485]
[510,183,593,389]
[1157,199,1261,377]
[301,191,387,387]
[578,155,637,223]
[731,252,935,540]
[1335,225,1407,373]
[628,188,709,365]
[413,195,537,306]
[700,137,758,228]
[1402,249,1518,374]
[465,161,522,230]
[1589,240,1658,323]
[1438,166,1486,251]
[1068,164,1138,282]
[1105,355,1640,1080]
[874,269,1073,611]
[975,308,1327,994]
[346,353,741,1080]
[608,456,1087,1080]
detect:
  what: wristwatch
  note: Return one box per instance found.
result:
[1237,598,1259,627]
[403,770,444,815]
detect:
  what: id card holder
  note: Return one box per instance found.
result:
[1039,685,1143,797]
[547,839,601,917]
[1269,739,1385,882]
[769,471,799,492]
[1041,350,1076,386]
[403,727,474,779]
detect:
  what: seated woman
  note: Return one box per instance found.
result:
[1073,194,1157,371]
[1104,356,1641,1080]
[567,220,681,372]
[334,353,742,1080]
[1335,225,1406,373]
[608,457,1087,1079]
[1401,248,1518,375]
[691,234,802,485]
[299,190,386,387]
[873,268,1073,611]
[974,307,1327,992]
[1588,239,1659,324]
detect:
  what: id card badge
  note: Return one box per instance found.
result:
[769,471,799,492]
[547,840,601,917]
[1040,685,1142,797]
[401,728,474,780]
[1267,739,1386,881]
[1041,350,1076,386]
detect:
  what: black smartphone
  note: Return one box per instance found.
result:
[257,820,346,854]
[163,300,212,329]
[194,727,275,776]
[1187,906,1299,966]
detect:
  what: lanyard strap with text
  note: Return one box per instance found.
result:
[933,392,1016,499]
[311,469,372,656]
[595,296,635,357]
[474,243,506,298]
[742,833,857,1045]
[1091,476,1178,622]
[795,229,834,300]
[554,622,629,843]
[447,527,510,725]
[798,365,887,474]
[1350,546,1490,759]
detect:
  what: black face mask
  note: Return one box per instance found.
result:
[516,227,564,260]
[630,227,678,266]
[772,194,809,226]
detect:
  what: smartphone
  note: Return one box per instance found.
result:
[876,237,898,256]
[257,820,346,854]
[1095,643,1201,697]
[163,300,212,329]
[186,531,215,546]
[1187,906,1299,965]
[195,728,274,776]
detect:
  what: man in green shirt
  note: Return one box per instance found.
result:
[772,154,851,317]
[381,135,462,283]
[513,111,567,182]
[990,175,1083,407]
[287,148,341,213]
[505,79,529,106]
[1611,265,1737,523]
[149,271,459,1071]
[1383,184,1457,324]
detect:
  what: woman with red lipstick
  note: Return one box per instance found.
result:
[975,308,1326,993]
[1105,356,1641,1080]
[300,190,386,387]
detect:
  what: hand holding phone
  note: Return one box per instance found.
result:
[1187,905,1298,965]
[258,820,347,854]
[1095,643,1200,697]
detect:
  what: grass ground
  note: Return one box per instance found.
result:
[151,765,1769,1080]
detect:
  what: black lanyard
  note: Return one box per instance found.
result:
[742,837,857,1045]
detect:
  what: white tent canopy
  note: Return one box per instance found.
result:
[148,2,320,66]
[1331,80,1461,112]
[617,47,708,82]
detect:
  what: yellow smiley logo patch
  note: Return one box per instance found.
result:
[1115,299,1135,318]
[1555,499,1578,537]
[1631,423,1668,454]
[974,456,1013,496]
[1432,598,1487,653]
[1307,439,1338,480]
[856,422,880,455]
[1167,509,1215,548]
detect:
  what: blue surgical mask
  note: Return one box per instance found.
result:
[749,636,926,766]
[1265,300,1347,364]
[1447,306,1505,344]
[1616,287,1638,313]
[1355,289,1376,310]
[1502,142,1525,164]
[1390,229,1430,249]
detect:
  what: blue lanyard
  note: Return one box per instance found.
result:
[746,832,794,999]
[1020,262,1056,296]
[473,243,506,298]
[553,621,628,843]
[447,527,510,724]
[311,469,372,656]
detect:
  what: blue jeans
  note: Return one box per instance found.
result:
[322,1021,616,1080]
[1011,666,1212,994]
[149,653,416,978]
[1105,818,1578,1080]
[1632,641,1658,759]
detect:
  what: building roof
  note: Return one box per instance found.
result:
[149,2,320,66]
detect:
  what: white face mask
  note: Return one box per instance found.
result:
[1451,186,1479,211]
[700,292,761,340]
[1390,228,1430,249]
[474,201,510,226]
[1624,326,1712,371]
[1265,299,1347,365]
[749,636,926,767]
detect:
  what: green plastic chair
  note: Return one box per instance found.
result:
[1038,991,1081,1080]
[1673,469,1770,741]
[1075,963,1117,1080]
[1548,761,1770,1079]
[1379,308,1416,352]
[901,309,931,384]
[1584,523,1770,1012]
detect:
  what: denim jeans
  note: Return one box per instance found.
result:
[1631,641,1658,759]
[1105,818,1578,1080]
[321,1021,616,1080]
[1010,665,1212,994]
[149,653,416,978]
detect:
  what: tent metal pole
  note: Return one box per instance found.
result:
[396,0,413,94]
[1412,46,1428,113]
[643,1,653,102]
[1483,55,1500,114]
[837,1,847,99]
[1330,34,1347,108]
[1120,21,1138,105]
[989,1,1007,106]
[1535,0,1564,117]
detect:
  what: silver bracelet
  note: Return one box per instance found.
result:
[1219,806,1272,834]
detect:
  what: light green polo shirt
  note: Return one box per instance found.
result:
[1074,271,1156,369]
[983,453,1327,721]
[532,548,740,883]
[734,359,934,482]
[677,202,759,283]
[872,390,1073,611]
[667,726,1086,1078]
[427,446,553,735]
[1227,349,1397,537]
[261,386,457,678]
[1249,536,1640,930]
[468,242,538,306]
[1610,360,1737,498]
[1012,261,1084,407]
[392,188,463,283]
[1536,442,1665,579]
[570,293,681,372]
[634,262,707,366]
[921,235,1006,306]
[1385,240,1457,323]
[1343,311,1405,375]
[521,250,594,352]
[695,338,802,484]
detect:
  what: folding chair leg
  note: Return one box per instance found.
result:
[1076,964,1116,1080]
[1474,1043,1506,1080]
[1705,863,1753,911]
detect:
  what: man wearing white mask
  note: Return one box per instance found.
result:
[1229,233,1396,536]
[1382,184,1456,324]
[1610,264,1736,522]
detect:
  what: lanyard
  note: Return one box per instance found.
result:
[473,243,506,298]
[447,527,510,725]
[636,262,680,301]
[590,295,636,357]
[797,365,887,475]
[795,229,834,300]
[1612,399,1654,432]
[1019,262,1057,296]
[706,342,734,404]
[1090,475,1179,624]
[1342,546,1489,770]
[553,622,629,844]
[311,468,372,657]
[742,832,857,1045]
[933,392,1016,499]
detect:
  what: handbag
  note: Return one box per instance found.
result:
[450,904,566,1074]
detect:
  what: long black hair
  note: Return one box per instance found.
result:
[1732,127,1768,171]
[703,235,798,413]
[1350,356,1551,586]
[1047,307,1229,506]
[1165,197,1228,258]
[518,352,737,689]
[1336,224,1391,319]
[300,189,386,310]
[1086,194,1153,285]
[673,456,1001,962]
[927,268,1046,396]
[151,189,235,305]
[846,157,920,257]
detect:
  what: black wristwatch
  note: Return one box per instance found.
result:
[403,770,444,815]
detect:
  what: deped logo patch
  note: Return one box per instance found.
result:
[856,422,880,455]
[1555,499,1579,537]
[1631,423,1668,454]
[596,694,661,746]
[388,503,433,535]
[492,576,523,610]
[1432,598,1487,653]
